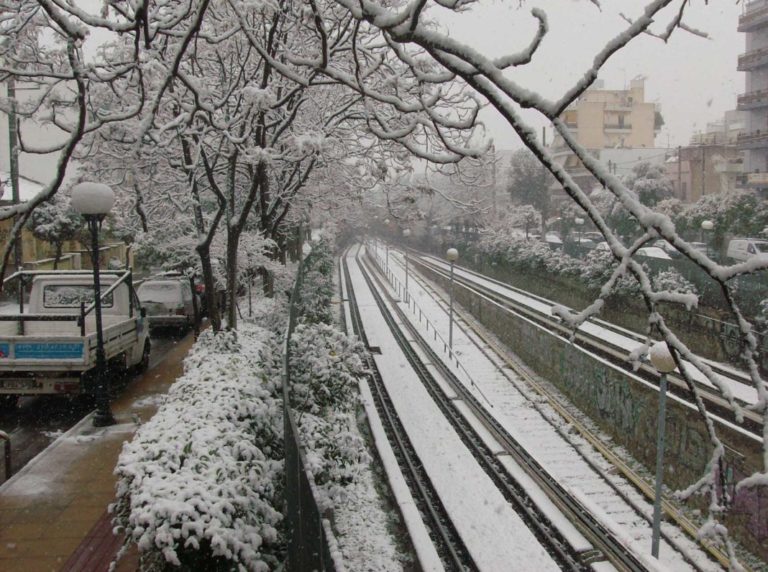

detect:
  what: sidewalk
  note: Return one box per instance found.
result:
[0,334,195,572]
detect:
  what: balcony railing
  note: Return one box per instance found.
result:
[739,2,768,31]
[604,123,632,131]
[736,130,768,148]
[604,101,632,111]
[738,45,768,70]
[745,172,768,187]
[737,88,768,110]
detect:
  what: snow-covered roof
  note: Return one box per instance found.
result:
[0,171,44,203]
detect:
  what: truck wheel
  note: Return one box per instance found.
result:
[137,340,151,374]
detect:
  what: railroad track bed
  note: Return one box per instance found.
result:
[364,241,727,571]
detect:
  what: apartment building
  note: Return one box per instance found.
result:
[666,111,746,202]
[737,0,768,191]
[550,77,665,196]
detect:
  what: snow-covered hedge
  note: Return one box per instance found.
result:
[476,228,698,300]
[294,238,335,325]
[113,327,285,572]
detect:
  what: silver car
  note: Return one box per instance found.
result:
[137,279,196,330]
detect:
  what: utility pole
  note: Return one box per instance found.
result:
[677,146,682,201]
[701,145,706,198]
[7,79,23,280]
[7,80,22,265]
[491,143,497,220]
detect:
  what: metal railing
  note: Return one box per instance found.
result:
[283,258,341,572]
[0,269,136,336]
[367,241,493,408]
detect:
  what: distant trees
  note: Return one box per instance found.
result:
[25,197,82,269]
[507,149,552,233]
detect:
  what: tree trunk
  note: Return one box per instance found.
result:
[225,225,239,330]
[53,242,63,270]
[196,244,221,332]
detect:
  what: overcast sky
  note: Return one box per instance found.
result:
[434,0,744,151]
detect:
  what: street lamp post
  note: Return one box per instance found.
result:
[649,341,676,558]
[701,219,714,258]
[384,219,390,277]
[447,248,459,350]
[71,182,116,428]
[403,228,411,304]
[574,217,584,245]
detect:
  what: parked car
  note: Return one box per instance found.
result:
[636,246,672,260]
[726,238,768,263]
[652,240,681,258]
[137,279,196,331]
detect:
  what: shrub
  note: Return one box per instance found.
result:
[288,323,367,415]
[113,327,285,572]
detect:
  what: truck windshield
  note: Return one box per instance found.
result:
[756,242,768,253]
[43,285,114,308]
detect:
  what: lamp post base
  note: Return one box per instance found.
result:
[92,408,116,427]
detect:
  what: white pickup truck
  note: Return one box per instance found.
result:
[0,271,150,406]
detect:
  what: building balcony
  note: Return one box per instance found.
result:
[604,123,632,132]
[738,46,768,70]
[745,171,768,187]
[604,101,632,111]
[737,88,768,110]
[736,130,768,149]
[739,2,768,32]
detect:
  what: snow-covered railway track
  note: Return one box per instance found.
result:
[354,250,599,570]
[341,249,475,571]
[411,251,762,438]
[355,249,672,572]
[366,242,730,571]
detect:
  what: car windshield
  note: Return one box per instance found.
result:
[138,282,181,303]
[756,242,768,253]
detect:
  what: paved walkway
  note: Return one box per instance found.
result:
[0,334,194,572]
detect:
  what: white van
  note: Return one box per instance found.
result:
[726,238,768,263]
[137,279,196,330]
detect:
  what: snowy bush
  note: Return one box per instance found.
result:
[652,269,698,297]
[289,322,367,414]
[294,238,335,324]
[113,326,285,572]
[298,411,371,512]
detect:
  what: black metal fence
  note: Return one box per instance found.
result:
[282,259,341,572]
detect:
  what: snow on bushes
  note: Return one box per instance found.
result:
[294,238,335,325]
[477,226,698,300]
[287,322,370,507]
[112,327,285,572]
[289,322,367,413]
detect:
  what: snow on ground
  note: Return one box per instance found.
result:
[346,248,561,571]
[373,243,722,571]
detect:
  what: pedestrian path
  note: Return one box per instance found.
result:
[0,334,194,572]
